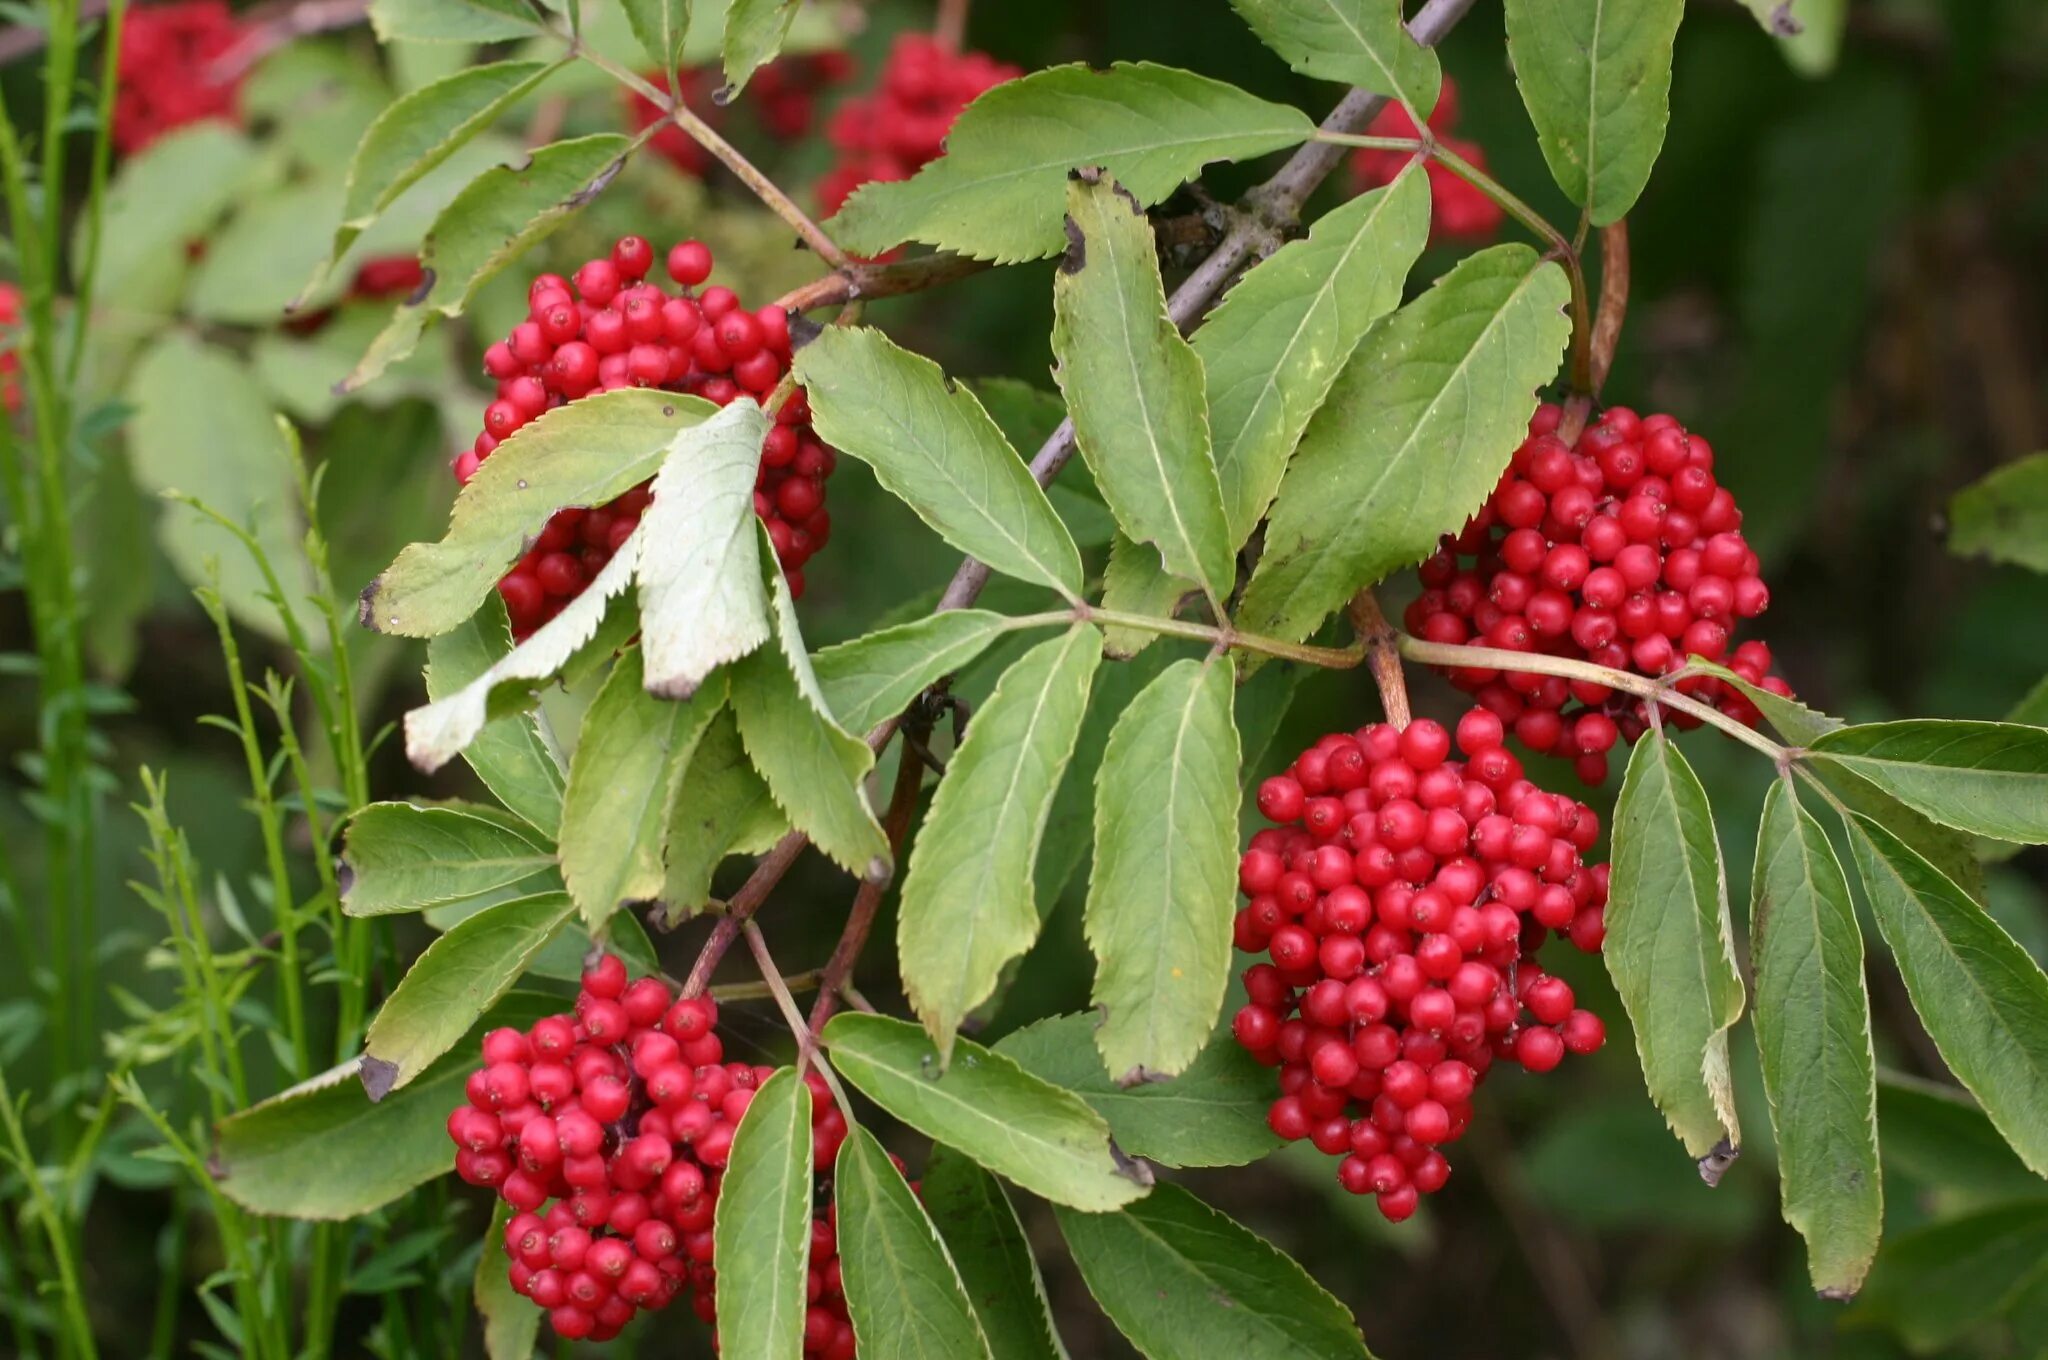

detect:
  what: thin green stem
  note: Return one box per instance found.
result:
[1426,139,1594,393]
[1082,606,1367,669]
[64,0,124,387]
[740,921,857,1122]
[1309,131,1429,155]
[564,34,849,268]
[0,1072,95,1359]
[1394,635,1787,760]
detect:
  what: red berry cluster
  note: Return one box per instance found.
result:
[468,235,835,637]
[449,955,858,1351]
[1349,77,1502,242]
[1405,403,1792,784]
[0,283,21,414]
[815,34,1019,216]
[113,0,243,156]
[629,53,856,178]
[1232,711,1608,1222]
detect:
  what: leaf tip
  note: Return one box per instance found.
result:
[1060,213,1087,276]
[1108,1139,1155,1188]
[356,577,385,633]
[1816,1285,1858,1303]
[359,1055,401,1102]
[1696,1137,1740,1187]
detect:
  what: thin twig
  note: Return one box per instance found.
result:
[741,920,857,1119]
[1588,219,1630,395]
[810,721,928,1034]
[208,0,371,80]
[1395,635,1788,760]
[933,0,969,53]
[680,831,810,997]
[774,252,992,313]
[1346,591,1411,728]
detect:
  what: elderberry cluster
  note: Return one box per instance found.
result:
[113,0,243,156]
[449,955,857,1351]
[816,34,1020,216]
[1348,77,1501,242]
[1233,711,1607,1222]
[468,235,834,636]
[629,53,856,179]
[0,283,20,414]
[1406,403,1792,784]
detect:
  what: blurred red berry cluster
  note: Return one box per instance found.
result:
[113,0,244,156]
[816,34,1019,215]
[629,53,857,178]
[1349,77,1502,242]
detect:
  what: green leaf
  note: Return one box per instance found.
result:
[1606,730,1745,1161]
[662,709,787,916]
[829,63,1315,263]
[1097,531,1190,660]
[1224,0,1439,115]
[1750,779,1880,1297]
[636,398,776,697]
[813,611,1016,735]
[90,122,261,305]
[1680,657,1842,747]
[369,0,538,42]
[835,1126,995,1360]
[365,390,715,639]
[425,599,567,837]
[214,996,552,1218]
[315,59,563,292]
[340,800,554,917]
[722,0,798,95]
[996,1014,1282,1169]
[403,527,643,772]
[822,1014,1148,1211]
[795,327,1086,600]
[1504,0,1684,226]
[1054,173,1233,606]
[1036,646,1180,909]
[1844,813,2048,1179]
[361,893,576,1096]
[1875,1071,2046,1202]
[349,135,631,387]
[1949,453,2048,573]
[126,333,323,645]
[1085,659,1240,1081]
[1236,245,1572,645]
[730,527,888,876]
[1817,762,1987,906]
[1851,1204,2048,1351]
[897,626,1103,1063]
[1197,163,1432,546]
[712,1068,812,1360]
[920,1147,1070,1360]
[189,180,356,324]
[1053,1182,1372,1359]
[1809,720,2048,844]
[476,1201,541,1360]
[559,652,724,930]
[622,0,690,75]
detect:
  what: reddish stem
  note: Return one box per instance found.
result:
[809,741,926,1033]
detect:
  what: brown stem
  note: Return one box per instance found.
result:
[933,0,969,52]
[208,0,372,81]
[1346,591,1411,728]
[1588,219,1630,395]
[680,830,810,997]
[774,252,991,313]
[809,736,927,1034]
[741,921,856,1116]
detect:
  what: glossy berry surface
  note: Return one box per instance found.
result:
[1233,713,1608,1222]
[815,35,1020,217]
[467,236,835,637]
[1405,402,1794,784]
[449,956,857,1352]
[113,0,244,155]
[1348,77,1502,242]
